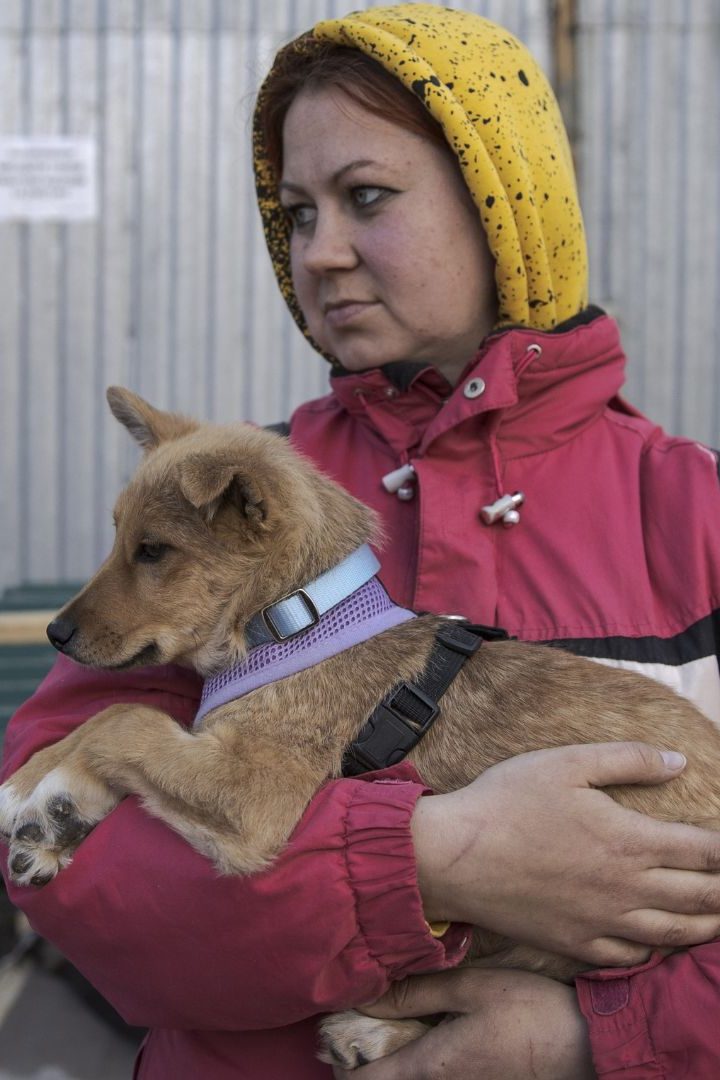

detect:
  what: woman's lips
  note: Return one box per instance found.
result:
[323,301,378,328]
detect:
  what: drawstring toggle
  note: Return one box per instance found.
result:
[481,492,525,527]
[382,464,417,501]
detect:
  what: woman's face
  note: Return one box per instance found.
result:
[279,87,497,384]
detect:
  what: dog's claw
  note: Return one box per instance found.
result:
[15,821,46,844]
[10,851,34,875]
[30,871,55,887]
[45,796,91,846]
[55,818,91,846]
[47,794,74,821]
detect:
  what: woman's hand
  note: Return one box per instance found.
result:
[412,742,720,967]
[330,968,595,1079]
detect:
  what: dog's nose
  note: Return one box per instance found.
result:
[47,617,78,651]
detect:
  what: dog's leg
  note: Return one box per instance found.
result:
[0,704,322,884]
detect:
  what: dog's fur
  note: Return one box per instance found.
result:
[3,387,720,1067]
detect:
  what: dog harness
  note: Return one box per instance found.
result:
[342,619,507,776]
[196,545,508,773]
[195,546,415,725]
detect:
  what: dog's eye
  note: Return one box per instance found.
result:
[135,542,170,563]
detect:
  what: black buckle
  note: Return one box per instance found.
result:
[469,623,512,642]
[438,621,512,650]
[341,622,513,778]
[261,589,320,643]
[386,682,439,731]
[342,681,440,775]
[436,624,483,657]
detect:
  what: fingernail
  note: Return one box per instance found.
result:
[661,750,686,771]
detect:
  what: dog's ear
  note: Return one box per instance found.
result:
[107,386,198,451]
[177,455,267,527]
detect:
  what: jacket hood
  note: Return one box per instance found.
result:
[253,3,588,360]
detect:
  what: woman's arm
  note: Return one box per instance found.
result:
[6,659,720,1035]
[337,949,720,1079]
[334,969,596,1079]
[346,745,720,1078]
[577,947,720,1076]
[1,656,468,1031]
[331,948,720,1078]
[411,743,720,964]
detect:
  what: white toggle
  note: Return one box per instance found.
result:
[480,492,525,525]
[382,464,416,494]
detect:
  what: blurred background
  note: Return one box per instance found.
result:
[0,1,719,1076]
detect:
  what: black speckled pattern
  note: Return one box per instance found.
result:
[253,4,588,359]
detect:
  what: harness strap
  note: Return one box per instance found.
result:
[342,621,510,777]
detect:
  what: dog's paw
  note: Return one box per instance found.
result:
[1,769,119,887]
[318,1010,430,1069]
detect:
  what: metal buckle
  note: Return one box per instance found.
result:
[261,589,320,643]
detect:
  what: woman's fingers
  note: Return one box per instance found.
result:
[565,741,688,788]
[607,910,720,951]
[339,970,596,1080]
[637,818,720,873]
[361,970,480,1019]
[412,742,720,963]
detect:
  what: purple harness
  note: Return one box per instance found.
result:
[195,577,415,727]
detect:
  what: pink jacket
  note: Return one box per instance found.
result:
[4,310,720,1076]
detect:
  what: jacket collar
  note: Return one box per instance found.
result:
[329,308,627,459]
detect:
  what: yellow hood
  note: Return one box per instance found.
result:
[253,3,588,355]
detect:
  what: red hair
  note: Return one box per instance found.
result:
[259,35,451,176]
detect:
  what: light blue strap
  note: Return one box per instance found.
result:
[245,544,381,646]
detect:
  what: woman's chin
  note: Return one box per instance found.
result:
[335,356,389,373]
[327,343,409,373]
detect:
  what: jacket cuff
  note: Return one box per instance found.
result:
[575,954,666,1077]
[344,763,471,981]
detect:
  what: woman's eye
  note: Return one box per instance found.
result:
[284,203,316,229]
[135,542,171,563]
[351,186,388,208]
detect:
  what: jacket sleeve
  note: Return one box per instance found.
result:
[1,656,469,1031]
[576,946,720,1076]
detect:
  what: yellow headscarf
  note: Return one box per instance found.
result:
[253,4,588,357]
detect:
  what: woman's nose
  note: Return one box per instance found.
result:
[301,214,359,275]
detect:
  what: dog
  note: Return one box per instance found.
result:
[2,386,720,1068]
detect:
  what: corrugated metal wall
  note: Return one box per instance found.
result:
[577,0,720,445]
[0,1,718,594]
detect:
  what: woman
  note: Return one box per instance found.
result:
[4,6,720,1078]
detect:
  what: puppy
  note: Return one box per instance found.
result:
[2,387,720,1068]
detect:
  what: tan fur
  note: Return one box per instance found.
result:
[3,386,720,1066]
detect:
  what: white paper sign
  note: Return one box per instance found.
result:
[0,137,97,221]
